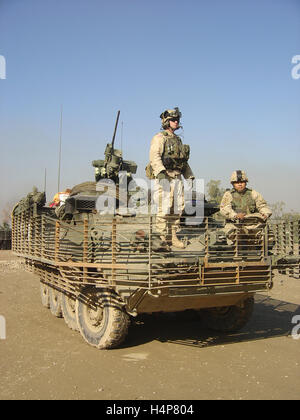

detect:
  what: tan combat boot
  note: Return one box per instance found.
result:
[171,228,185,249]
[159,236,171,252]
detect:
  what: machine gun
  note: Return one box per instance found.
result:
[92,110,137,183]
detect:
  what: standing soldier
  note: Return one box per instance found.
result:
[220,170,272,245]
[146,107,194,249]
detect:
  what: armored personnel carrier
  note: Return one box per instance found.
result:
[11,113,299,349]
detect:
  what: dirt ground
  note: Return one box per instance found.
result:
[0,250,299,401]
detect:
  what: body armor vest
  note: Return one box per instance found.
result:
[162,132,190,172]
[231,188,257,214]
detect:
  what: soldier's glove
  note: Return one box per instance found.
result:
[235,213,246,221]
[157,171,170,192]
[157,171,168,181]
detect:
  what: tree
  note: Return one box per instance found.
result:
[206,180,225,204]
[0,222,10,231]
[269,202,300,221]
[0,201,14,228]
[282,210,300,222]
[270,201,286,219]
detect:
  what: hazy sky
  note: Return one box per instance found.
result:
[0,0,299,221]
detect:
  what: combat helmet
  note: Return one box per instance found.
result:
[230,170,248,184]
[160,107,182,129]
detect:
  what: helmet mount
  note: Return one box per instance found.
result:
[160,107,182,130]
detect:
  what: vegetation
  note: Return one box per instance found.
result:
[206,180,226,204]
[270,201,300,221]
[0,222,10,231]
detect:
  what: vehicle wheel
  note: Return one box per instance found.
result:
[49,287,63,318]
[76,289,130,349]
[40,282,50,308]
[203,296,254,333]
[61,293,79,331]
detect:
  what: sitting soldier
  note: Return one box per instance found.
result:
[220,170,272,246]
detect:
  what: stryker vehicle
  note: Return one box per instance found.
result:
[11,113,300,349]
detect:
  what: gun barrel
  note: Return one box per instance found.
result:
[111,110,120,148]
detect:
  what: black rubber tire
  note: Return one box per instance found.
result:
[76,289,130,349]
[40,282,50,309]
[61,293,79,331]
[202,296,254,333]
[49,287,63,318]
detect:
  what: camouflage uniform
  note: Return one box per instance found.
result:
[148,109,194,246]
[220,173,272,244]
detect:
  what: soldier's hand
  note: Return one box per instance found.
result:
[235,213,246,220]
[157,171,170,192]
[157,171,168,181]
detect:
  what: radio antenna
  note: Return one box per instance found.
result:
[44,168,47,193]
[57,105,63,192]
[121,121,123,153]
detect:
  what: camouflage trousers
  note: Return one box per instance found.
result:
[224,221,266,246]
[153,177,184,238]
